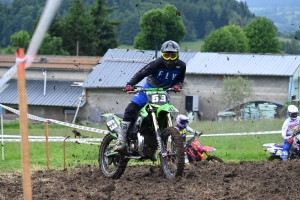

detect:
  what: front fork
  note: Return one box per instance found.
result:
[149,104,172,157]
[198,151,210,161]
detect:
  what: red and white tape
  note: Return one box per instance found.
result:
[0,104,109,134]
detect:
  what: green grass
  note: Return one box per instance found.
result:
[0,119,284,172]
[185,119,283,162]
[117,39,204,52]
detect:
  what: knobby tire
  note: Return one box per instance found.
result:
[160,127,185,179]
[206,155,224,163]
[98,134,128,179]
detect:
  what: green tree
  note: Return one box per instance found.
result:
[201,28,237,52]
[4,45,15,54]
[219,9,229,28]
[221,75,253,118]
[195,10,206,39]
[38,34,69,55]
[89,0,120,56]
[204,21,215,36]
[134,4,186,50]
[201,23,248,53]
[208,8,219,29]
[10,30,30,49]
[60,0,93,55]
[244,17,281,53]
[222,23,249,52]
[281,40,300,55]
[9,30,69,55]
[117,15,140,45]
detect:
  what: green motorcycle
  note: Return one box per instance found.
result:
[99,87,185,179]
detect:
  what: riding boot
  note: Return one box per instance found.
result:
[114,121,131,152]
[282,150,288,161]
[184,152,189,163]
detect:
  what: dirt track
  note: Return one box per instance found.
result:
[1,160,300,199]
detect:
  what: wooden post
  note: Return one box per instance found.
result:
[63,139,66,170]
[45,121,50,170]
[16,48,32,200]
[63,136,69,170]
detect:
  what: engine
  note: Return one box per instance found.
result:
[128,115,157,159]
[129,132,157,159]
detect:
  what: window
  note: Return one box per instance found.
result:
[63,108,76,115]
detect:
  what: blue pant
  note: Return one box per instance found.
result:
[282,139,291,160]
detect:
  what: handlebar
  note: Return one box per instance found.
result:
[125,86,182,94]
[292,131,300,137]
[186,131,203,144]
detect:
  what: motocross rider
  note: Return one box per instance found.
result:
[175,114,201,145]
[281,105,300,161]
[114,40,187,152]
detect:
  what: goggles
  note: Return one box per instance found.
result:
[290,112,298,118]
[161,52,178,61]
[180,120,188,124]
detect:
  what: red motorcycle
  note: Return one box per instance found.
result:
[185,132,224,164]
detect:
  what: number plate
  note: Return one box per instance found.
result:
[107,119,118,131]
[151,94,167,103]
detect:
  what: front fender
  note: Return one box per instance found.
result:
[156,104,179,117]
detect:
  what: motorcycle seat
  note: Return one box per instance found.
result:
[274,143,284,148]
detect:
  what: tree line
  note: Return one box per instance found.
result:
[107,0,255,45]
[1,0,119,56]
[0,0,254,53]
[1,0,299,55]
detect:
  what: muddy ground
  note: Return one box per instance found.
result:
[1,160,300,200]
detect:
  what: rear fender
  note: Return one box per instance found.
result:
[201,146,216,152]
[267,147,283,156]
[262,143,281,148]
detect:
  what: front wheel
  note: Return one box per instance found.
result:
[206,155,224,163]
[160,127,185,179]
[98,134,128,179]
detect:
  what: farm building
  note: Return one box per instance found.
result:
[81,50,300,122]
[0,54,100,122]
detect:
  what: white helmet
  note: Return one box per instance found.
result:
[176,114,189,129]
[288,105,298,120]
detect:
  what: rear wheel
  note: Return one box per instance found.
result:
[160,127,185,179]
[268,155,282,161]
[206,155,224,163]
[98,134,128,179]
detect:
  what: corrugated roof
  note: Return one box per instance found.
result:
[83,49,198,88]
[187,53,300,76]
[0,80,85,107]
